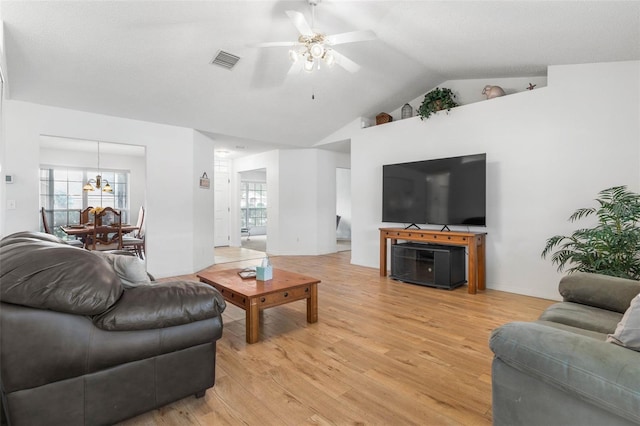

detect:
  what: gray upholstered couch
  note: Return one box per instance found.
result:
[490,272,640,426]
[0,232,226,425]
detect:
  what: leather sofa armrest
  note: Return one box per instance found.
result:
[490,321,640,425]
[559,272,640,313]
[93,280,226,331]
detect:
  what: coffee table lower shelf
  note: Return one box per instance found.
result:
[197,268,320,344]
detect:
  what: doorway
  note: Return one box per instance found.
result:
[213,158,230,247]
[336,167,351,251]
[240,168,267,253]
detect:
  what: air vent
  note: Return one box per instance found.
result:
[210,50,240,70]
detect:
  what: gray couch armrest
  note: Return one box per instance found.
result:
[490,321,640,424]
[92,280,226,331]
[559,272,640,313]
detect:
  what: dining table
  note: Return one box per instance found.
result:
[61,224,139,246]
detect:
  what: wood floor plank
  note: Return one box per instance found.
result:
[120,250,554,425]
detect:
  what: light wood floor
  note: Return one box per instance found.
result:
[119,250,554,425]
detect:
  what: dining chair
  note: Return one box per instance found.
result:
[40,207,52,234]
[85,207,123,251]
[122,206,145,259]
[41,207,84,248]
[80,206,94,224]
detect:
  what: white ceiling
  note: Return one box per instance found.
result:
[2,1,639,156]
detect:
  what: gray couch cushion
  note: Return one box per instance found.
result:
[0,239,123,315]
[535,320,608,340]
[560,272,640,314]
[539,302,623,334]
[490,321,640,425]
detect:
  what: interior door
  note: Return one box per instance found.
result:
[214,163,230,247]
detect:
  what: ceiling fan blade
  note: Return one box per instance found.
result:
[251,41,298,48]
[287,61,303,75]
[326,30,377,45]
[285,10,314,36]
[331,49,361,73]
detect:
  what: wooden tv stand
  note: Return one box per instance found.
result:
[380,228,487,294]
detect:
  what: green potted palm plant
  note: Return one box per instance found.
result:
[541,186,640,280]
[417,87,459,120]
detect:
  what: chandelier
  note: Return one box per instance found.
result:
[289,33,335,72]
[83,142,113,193]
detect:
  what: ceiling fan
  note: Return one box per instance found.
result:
[255,0,376,74]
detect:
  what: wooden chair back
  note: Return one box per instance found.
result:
[122,206,146,259]
[86,207,123,251]
[40,207,52,234]
[80,206,94,224]
[134,206,145,238]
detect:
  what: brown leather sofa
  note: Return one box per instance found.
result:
[0,232,226,425]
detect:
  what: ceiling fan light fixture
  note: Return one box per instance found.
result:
[303,58,315,72]
[323,50,335,66]
[310,43,324,59]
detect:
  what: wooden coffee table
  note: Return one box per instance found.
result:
[197,268,320,344]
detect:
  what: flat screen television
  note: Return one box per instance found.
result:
[382,153,486,227]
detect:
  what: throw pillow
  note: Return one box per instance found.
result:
[607,293,640,351]
[93,252,152,289]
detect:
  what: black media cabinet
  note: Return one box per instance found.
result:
[390,243,466,290]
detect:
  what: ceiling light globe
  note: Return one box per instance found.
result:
[303,59,315,72]
[289,49,299,63]
[309,43,324,59]
[324,51,335,67]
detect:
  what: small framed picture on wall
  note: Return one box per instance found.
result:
[199,172,210,189]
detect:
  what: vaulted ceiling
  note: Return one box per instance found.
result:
[2,1,639,156]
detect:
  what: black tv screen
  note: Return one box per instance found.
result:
[382,153,486,227]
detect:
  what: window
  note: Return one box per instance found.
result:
[240,182,267,229]
[40,166,130,238]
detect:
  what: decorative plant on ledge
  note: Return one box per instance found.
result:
[417,87,459,120]
[541,186,640,280]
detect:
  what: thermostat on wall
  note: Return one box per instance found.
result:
[5,175,14,184]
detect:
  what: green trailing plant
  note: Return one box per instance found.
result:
[417,87,459,120]
[541,186,640,280]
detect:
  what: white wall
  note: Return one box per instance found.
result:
[233,148,349,256]
[351,61,640,301]
[192,130,216,272]
[0,20,6,238]
[3,100,214,278]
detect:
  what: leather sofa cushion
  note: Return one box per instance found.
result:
[93,280,226,331]
[0,239,123,315]
[0,231,77,246]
